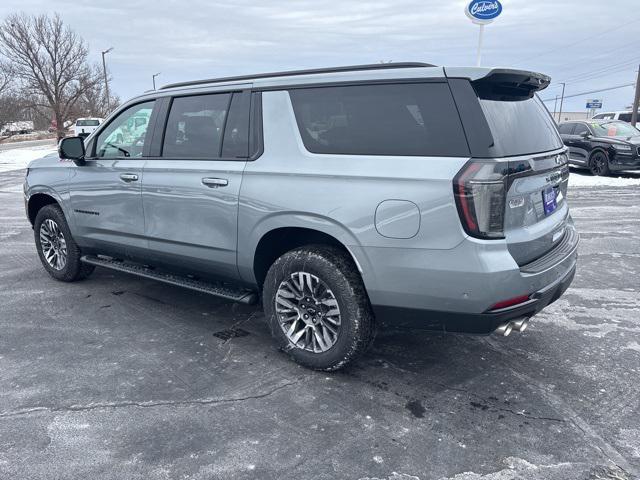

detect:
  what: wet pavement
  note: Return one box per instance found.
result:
[0,168,638,479]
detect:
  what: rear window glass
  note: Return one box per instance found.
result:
[163,93,231,158]
[557,123,574,134]
[289,83,469,157]
[478,95,563,156]
[76,119,100,126]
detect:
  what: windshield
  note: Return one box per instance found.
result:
[76,119,100,126]
[591,121,640,137]
[478,95,563,156]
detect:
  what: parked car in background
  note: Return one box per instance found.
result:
[558,119,640,175]
[1,121,34,136]
[73,118,103,138]
[592,110,639,123]
[24,63,578,371]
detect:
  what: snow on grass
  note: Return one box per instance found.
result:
[0,144,57,173]
[569,170,640,188]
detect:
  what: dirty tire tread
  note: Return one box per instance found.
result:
[263,244,376,371]
[34,204,95,282]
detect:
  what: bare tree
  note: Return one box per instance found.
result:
[72,74,120,119]
[0,13,102,139]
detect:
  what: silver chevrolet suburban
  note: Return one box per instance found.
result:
[24,63,578,371]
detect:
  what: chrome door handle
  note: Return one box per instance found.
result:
[119,173,138,182]
[202,177,228,188]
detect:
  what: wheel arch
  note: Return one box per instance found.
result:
[589,146,609,160]
[27,192,61,226]
[251,226,364,290]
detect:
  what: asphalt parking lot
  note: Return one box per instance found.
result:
[1,167,639,480]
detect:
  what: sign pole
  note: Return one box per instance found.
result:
[465,1,502,65]
[476,24,485,67]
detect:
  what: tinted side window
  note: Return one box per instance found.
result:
[222,92,250,158]
[96,101,154,158]
[289,83,469,157]
[573,124,589,135]
[618,113,632,122]
[162,93,231,158]
[557,123,574,134]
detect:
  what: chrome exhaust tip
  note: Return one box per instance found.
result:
[495,322,513,337]
[511,318,529,332]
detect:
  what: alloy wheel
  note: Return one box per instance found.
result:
[275,271,341,353]
[590,153,607,175]
[39,218,68,270]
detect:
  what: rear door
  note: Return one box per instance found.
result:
[475,91,570,265]
[141,88,253,281]
[448,72,570,266]
[69,100,155,254]
[568,123,593,165]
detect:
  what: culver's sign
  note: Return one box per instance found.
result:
[465,0,503,24]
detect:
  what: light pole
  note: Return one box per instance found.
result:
[101,47,113,113]
[557,82,566,123]
[152,72,161,90]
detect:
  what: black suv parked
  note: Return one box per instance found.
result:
[558,119,640,175]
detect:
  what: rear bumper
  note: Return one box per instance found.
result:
[359,220,578,334]
[373,262,575,333]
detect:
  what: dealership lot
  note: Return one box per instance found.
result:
[0,167,639,479]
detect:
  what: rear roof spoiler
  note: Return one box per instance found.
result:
[445,67,551,100]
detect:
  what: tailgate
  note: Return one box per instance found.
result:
[504,150,570,266]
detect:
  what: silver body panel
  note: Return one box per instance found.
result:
[24,64,578,325]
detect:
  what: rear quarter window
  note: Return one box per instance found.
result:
[289,83,470,157]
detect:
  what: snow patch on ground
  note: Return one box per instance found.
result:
[0,145,57,173]
[569,171,640,187]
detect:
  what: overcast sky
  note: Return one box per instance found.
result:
[1,0,638,113]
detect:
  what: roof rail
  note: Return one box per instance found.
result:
[159,62,436,90]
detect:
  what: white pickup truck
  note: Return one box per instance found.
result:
[73,118,102,138]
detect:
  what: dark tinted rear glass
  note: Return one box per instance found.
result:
[163,93,230,158]
[77,119,100,126]
[478,95,563,156]
[289,83,469,157]
[618,113,632,122]
[222,92,250,158]
[557,123,574,134]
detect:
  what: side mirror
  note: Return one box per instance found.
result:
[58,136,86,165]
[580,131,591,138]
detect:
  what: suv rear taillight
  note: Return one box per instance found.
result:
[453,160,507,239]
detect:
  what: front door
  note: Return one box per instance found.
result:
[69,100,156,255]
[141,90,252,281]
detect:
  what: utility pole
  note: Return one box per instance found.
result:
[101,47,113,113]
[152,72,161,90]
[558,82,566,123]
[631,64,640,127]
[552,95,559,121]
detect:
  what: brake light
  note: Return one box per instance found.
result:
[453,160,507,239]
[489,294,531,311]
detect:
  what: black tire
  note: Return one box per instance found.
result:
[34,204,95,282]
[589,150,610,176]
[263,245,376,371]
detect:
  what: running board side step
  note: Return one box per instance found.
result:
[80,255,259,305]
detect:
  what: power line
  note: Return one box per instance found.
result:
[515,16,640,65]
[540,83,635,102]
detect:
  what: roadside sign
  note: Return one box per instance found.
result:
[465,0,503,24]
[586,100,602,109]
